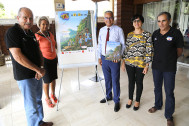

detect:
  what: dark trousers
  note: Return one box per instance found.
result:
[152,69,176,119]
[101,56,120,103]
[126,65,145,102]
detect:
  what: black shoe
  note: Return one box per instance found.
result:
[114,103,120,112]
[167,118,174,126]
[100,98,112,103]
[133,106,139,111]
[126,104,132,108]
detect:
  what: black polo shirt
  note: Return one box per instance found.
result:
[152,27,184,72]
[5,23,41,80]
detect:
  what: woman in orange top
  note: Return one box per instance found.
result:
[35,16,58,108]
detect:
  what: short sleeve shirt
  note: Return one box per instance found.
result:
[5,23,41,80]
[35,32,57,60]
[152,27,184,72]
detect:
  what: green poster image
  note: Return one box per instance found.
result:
[105,41,121,61]
[55,10,97,68]
[57,10,93,52]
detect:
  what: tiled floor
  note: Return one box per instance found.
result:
[0,62,189,126]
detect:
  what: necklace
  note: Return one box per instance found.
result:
[22,29,36,41]
[40,30,54,52]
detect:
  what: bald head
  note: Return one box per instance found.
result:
[104,11,114,27]
[18,7,33,18]
[17,7,33,31]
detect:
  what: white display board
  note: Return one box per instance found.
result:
[55,10,98,68]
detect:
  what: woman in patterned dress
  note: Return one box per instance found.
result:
[121,14,153,111]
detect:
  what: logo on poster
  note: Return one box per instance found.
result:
[61,13,69,20]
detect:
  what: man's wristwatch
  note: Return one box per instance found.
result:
[40,66,44,68]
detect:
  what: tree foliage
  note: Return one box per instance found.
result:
[61,11,93,51]
[0,2,16,19]
[0,2,5,18]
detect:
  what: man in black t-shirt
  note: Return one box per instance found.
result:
[5,7,53,126]
[148,12,184,126]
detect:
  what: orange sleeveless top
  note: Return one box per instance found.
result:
[35,32,57,60]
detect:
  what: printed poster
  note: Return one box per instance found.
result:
[55,10,98,68]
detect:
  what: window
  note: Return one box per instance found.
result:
[142,0,179,33]
[178,1,189,64]
[142,0,189,65]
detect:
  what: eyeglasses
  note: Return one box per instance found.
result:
[157,20,167,23]
[133,19,141,23]
[104,17,114,20]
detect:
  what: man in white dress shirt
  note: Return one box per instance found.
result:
[98,11,125,112]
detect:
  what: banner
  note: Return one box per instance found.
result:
[55,10,98,68]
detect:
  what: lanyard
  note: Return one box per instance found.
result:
[22,29,36,41]
[40,30,54,52]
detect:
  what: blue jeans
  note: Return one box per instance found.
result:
[152,69,176,119]
[101,55,120,103]
[17,78,44,126]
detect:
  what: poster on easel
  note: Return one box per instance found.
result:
[55,10,98,68]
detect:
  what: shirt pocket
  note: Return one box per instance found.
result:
[22,37,38,52]
[165,39,175,48]
[110,33,119,42]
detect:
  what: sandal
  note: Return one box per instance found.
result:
[148,106,158,113]
[45,98,55,108]
[51,93,58,103]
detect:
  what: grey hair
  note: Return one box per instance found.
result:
[157,12,171,21]
[104,11,114,18]
[37,16,50,29]
[17,7,33,17]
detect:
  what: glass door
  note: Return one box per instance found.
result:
[177,0,189,65]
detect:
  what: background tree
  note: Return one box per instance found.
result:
[0,2,6,18]
[0,2,16,19]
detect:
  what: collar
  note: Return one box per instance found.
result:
[37,31,50,38]
[15,23,33,35]
[158,26,172,35]
[105,25,114,30]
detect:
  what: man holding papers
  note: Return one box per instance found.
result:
[97,10,125,112]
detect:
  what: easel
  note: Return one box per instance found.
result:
[89,65,103,82]
[56,66,108,111]
[55,2,108,111]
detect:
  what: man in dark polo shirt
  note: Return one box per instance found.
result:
[148,12,184,126]
[5,7,53,126]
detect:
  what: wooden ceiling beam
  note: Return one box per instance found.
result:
[134,0,161,5]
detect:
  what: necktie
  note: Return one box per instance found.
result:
[105,28,110,54]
